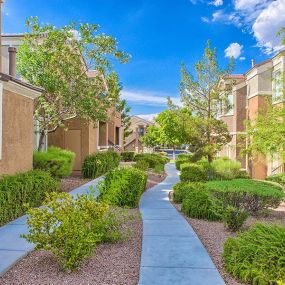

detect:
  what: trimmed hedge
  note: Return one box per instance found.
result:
[223,223,285,284]
[98,167,147,208]
[82,151,120,178]
[181,189,223,221]
[134,153,169,167]
[206,179,285,213]
[0,170,60,226]
[133,159,149,171]
[173,182,206,203]
[180,163,207,182]
[121,151,135,162]
[175,154,200,170]
[33,146,75,178]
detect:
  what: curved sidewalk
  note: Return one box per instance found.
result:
[138,163,225,285]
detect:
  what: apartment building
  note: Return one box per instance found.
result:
[219,50,285,179]
[124,115,154,153]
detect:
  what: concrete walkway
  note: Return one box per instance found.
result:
[0,177,102,276]
[138,163,225,285]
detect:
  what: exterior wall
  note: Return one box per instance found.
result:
[0,89,34,175]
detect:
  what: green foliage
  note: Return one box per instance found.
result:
[141,125,161,148]
[222,206,248,232]
[18,17,129,150]
[175,153,202,170]
[133,159,149,171]
[206,179,285,213]
[0,170,59,226]
[181,189,223,221]
[23,192,127,270]
[180,163,207,182]
[267,173,285,186]
[173,182,205,203]
[116,99,133,143]
[212,158,241,180]
[33,146,75,178]
[223,223,285,284]
[153,163,165,174]
[134,153,169,169]
[82,151,120,178]
[98,167,147,208]
[121,151,135,162]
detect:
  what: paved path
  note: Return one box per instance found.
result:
[138,163,225,285]
[0,177,102,276]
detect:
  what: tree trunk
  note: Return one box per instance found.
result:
[38,130,46,151]
[207,154,213,163]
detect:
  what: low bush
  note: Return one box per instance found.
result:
[181,189,223,221]
[223,223,285,284]
[173,182,205,203]
[133,159,149,171]
[23,192,128,270]
[222,206,248,231]
[82,151,120,178]
[134,153,169,169]
[206,179,285,213]
[98,167,147,208]
[121,151,135,162]
[33,146,75,178]
[180,163,207,182]
[0,170,60,226]
[153,163,165,174]
[267,173,285,186]
[212,158,241,180]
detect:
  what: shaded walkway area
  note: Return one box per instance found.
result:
[0,177,102,276]
[138,163,225,285]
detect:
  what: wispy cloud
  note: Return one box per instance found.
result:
[136,113,158,121]
[121,89,181,106]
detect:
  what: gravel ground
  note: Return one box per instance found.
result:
[172,202,285,285]
[60,176,91,193]
[145,171,166,190]
[0,209,142,285]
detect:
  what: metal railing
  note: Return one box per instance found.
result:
[271,164,285,175]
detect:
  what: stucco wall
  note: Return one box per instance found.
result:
[0,89,34,175]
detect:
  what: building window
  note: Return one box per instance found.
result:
[138,126,145,136]
[273,69,284,103]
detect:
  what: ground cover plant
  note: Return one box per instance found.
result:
[33,146,75,178]
[121,151,135,162]
[82,151,120,178]
[98,167,147,208]
[23,192,128,270]
[223,223,285,285]
[206,179,285,213]
[0,170,59,226]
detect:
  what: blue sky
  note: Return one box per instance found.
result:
[3,0,285,120]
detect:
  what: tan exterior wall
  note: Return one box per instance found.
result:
[0,89,34,175]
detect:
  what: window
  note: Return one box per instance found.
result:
[273,69,284,103]
[138,126,145,136]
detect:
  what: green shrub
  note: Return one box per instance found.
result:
[180,163,207,182]
[134,153,169,169]
[206,179,285,213]
[181,189,222,221]
[173,182,205,203]
[223,223,285,284]
[33,146,75,178]
[212,158,241,180]
[175,153,203,170]
[133,159,149,171]
[82,151,120,178]
[98,167,147,208]
[153,164,165,174]
[267,173,285,186]
[236,169,250,179]
[121,151,135,162]
[0,170,59,226]
[222,206,248,231]
[23,192,127,270]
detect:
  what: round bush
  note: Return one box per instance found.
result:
[180,163,207,182]
[173,182,205,203]
[223,223,285,284]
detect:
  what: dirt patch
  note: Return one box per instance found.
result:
[0,209,142,285]
[60,176,91,193]
[145,171,167,190]
[172,202,285,285]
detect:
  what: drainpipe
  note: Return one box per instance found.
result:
[8,46,17,77]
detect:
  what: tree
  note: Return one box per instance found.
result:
[116,99,133,144]
[17,17,129,150]
[180,40,233,162]
[141,125,161,148]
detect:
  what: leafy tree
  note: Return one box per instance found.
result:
[116,99,133,144]
[180,40,233,162]
[17,17,129,150]
[141,125,161,148]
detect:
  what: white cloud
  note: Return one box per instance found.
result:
[121,89,181,106]
[239,56,246,61]
[136,113,158,122]
[212,10,241,27]
[224,43,243,59]
[252,0,285,54]
[201,16,211,23]
[211,0,223,6]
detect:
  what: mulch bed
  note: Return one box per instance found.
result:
[0,170,165,285]
[172,201,285,285]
